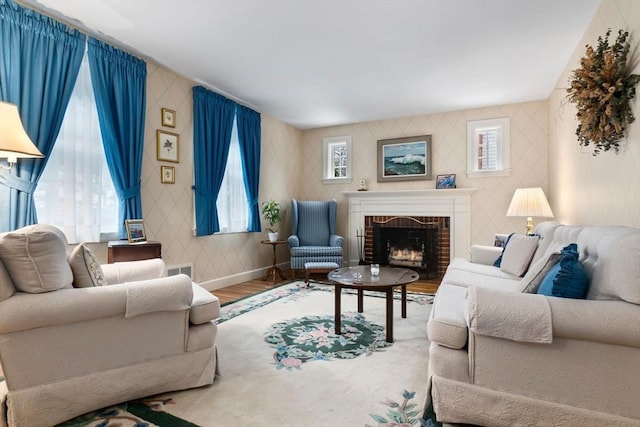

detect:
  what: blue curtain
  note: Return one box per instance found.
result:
[87,37,146,239]
[192,86,236,236]
[236,105,261,232]
[0,0,85,232]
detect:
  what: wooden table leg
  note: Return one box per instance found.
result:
[334,284,342,335]
[401,284,407,318]
[357,288,364,313]
[386,288,393,343]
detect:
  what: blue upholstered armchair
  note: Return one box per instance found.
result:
[287,199,344,271]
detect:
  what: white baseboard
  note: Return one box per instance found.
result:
[198,262,290,291]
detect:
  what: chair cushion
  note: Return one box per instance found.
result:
[0,224,73,293]
[191,283,220,324]
[499,234,539,277]
[69,243,108,287]
[290,246,343,257]
[427,284,468,349]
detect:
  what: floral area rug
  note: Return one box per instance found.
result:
[265,313,390,370]
[57,282,433,427]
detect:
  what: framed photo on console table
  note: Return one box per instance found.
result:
[125,219,147,243]
[377,135,432,182]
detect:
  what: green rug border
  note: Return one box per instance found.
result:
[126,401,198,427]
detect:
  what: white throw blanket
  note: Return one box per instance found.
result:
[465,286,553,344]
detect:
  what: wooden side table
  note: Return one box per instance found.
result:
[107,240,162,263]
[261,240,287,282]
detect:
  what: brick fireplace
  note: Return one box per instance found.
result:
[343,189,475,272]
[364,215,449,278]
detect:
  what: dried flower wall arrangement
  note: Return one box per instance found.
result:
[566,29,640,155]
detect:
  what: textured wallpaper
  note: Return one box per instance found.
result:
[548,0,640,227]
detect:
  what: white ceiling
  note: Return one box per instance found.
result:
[20,0,601,129]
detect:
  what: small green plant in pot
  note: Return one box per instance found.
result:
[261,199,282,241]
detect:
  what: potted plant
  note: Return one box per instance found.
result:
[261,199,282,242]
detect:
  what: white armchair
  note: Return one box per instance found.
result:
[0,225,219,427]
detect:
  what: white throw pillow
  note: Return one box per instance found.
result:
[69,243,108,287]
[499,234,539,277]
[519,252,562,293]
[0,224,73,293]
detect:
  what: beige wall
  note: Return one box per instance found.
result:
[300,101,550,254]
[548,0,640,227]
[135,62,301,287]
[99,0,639,286]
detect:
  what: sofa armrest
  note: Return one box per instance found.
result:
[329,234,344,247]
[465,287,640,348]
[101,258,167,284]
[465,286,552,344]
[548,298,640,348]
[287,235,300,247]
[0,274,193,334]
[469,245,502,265]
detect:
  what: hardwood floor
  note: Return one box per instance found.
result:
[213,269,441,305]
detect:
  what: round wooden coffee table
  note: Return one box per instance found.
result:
[328,265,419,343]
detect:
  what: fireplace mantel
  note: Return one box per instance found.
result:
[342,189,476,265]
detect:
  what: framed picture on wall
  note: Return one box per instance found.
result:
[161,108,176,128]
[377,135,432,182]
[156,130,180,163]
[161,165,175,184]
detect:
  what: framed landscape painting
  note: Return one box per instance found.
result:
[377,135,432,182]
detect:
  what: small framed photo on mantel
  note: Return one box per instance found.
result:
[436,174,456,189]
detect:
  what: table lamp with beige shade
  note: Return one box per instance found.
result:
[0,101,44,170]
[507,187,554,235]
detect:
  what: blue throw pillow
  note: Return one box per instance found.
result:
[493,232,514,267]
[536,263,561,296]
[537,243,589,299]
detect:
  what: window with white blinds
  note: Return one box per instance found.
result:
[466,118,510,177]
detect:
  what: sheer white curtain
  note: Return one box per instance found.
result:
[34,52,118,243]
[217,118,249,233]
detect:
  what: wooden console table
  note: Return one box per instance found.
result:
[107,240,162,263]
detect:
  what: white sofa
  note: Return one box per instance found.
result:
[0,225,220,427]
[426,221,640,426]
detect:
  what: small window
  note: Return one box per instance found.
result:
[322,135,352,184]
[466,118,510,177]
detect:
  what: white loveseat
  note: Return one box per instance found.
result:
[0,225,220,427]
[426,221,640,426]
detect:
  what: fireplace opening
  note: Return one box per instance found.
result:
[364,216,449,279]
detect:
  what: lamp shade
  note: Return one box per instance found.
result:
[0,101,43,163]
[507,187,554,218]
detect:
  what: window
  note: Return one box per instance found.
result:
[466,118,510,177]
[34,51,118,243]
[322,135,352,184]
[216,117,249,233]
